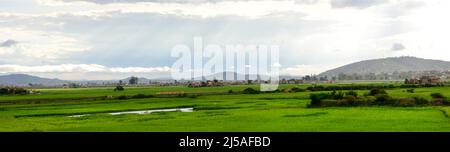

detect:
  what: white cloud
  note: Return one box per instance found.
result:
[280,64,342,76]
[0,64,172,73]
[0,28,89,64]
[2,0,450,80]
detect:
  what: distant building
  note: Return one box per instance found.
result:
[405,76,441,85]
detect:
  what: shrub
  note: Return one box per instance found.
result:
[413,97,429,105]
[117,95,128,100]
[396,98,417,107]
[406,89,415,93]
[346,91,358,97]
[431,93,445,99]
[291,87,306,92]
[188,94,198,98]
[374,94,393,105]
[228,90,233,94]
[178,93,188,97]
[132,94,147,99]
[356,96,376,106]
[114,86,125,91]
[330,90,344,100]
[307,89,439,108]
[309,93,330,107]
[431,98,445,106]
[430,93,448,106]
[341,95,357,106]
[320,99,339,107]
[242,88,260,94]
[369,88,387,96]
[0,87,30,95]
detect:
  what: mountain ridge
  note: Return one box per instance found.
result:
[320,56,450,76]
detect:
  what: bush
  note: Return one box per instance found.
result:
[413,97,429,105]
[132,94,148,99]
[188,94,198,98]
[430,93,448,106]
[431,98,445,106]
[330,90,344,100]
[396,98,417,107]
[320,99,339,107]
[369,88,387,96]
[431,93,445,99]
[374,94,394,105]
[346,91,358,97]
[228,90,233,94]
[114,86,125,91]
[0,87,30,95]
[307,89,444,108]
[356,96,376,106]
[242,88,260,94]
[178,93,188,97]
[341,95,357,106]
[309,93,330,107]
[406,89,415,93]
[291,87,306,92]
[117,95,128,100]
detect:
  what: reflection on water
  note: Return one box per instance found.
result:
[68,108,193,117]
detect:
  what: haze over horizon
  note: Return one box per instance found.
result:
[1,0,450,80]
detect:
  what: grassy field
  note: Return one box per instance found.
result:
[1,84,450,132]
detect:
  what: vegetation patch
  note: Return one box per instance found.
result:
[0,87,33,95]
[308,89,448,108]
[306,84,443,92]
[194,106,243,111]
[235,101,256,104]
[198,111,230,117]
[283,112,328,117]
[136,116,175,122]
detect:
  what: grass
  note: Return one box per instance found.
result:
[1,84,450,132]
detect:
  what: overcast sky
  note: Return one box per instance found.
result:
[0,0,449,80]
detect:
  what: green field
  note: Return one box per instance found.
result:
[1,84,450,132]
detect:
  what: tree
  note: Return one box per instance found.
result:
[68,83,81,88]
[119,80,123,85]
[114,86,125,91]
[129,76,138,85]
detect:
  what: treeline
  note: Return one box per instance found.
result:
[308,89,449,108]
[305,84,444,92]
[0,87,32,95]
[327,70,450,81]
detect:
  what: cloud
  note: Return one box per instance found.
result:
[0,27,89,64]
[330,0,387,9]
[0,39,18,47]
[56,0,320,5]
[3,0,450,80]
[280,64,342,76]
[59,0,242,4]
[0,64,172,73]
[391,43,405,51]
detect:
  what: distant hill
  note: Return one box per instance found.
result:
[0,74,176,86]
[320,56,450,76]
[0,74,67,86]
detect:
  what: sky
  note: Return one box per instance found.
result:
[0,0,450,80]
